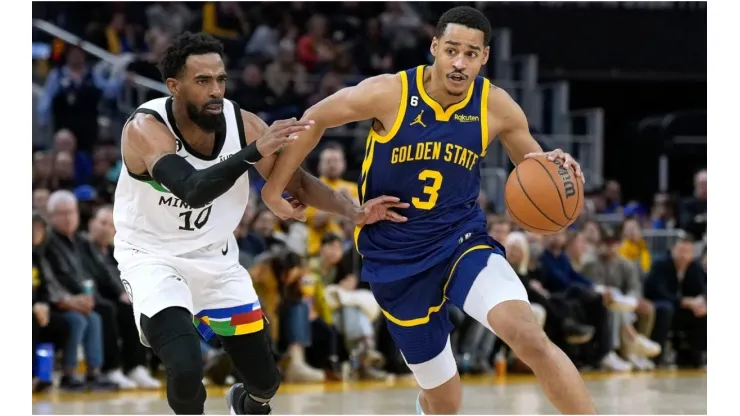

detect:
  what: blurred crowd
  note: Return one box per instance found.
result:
[32,1,707,393]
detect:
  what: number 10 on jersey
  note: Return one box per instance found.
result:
[179,206,212,231]
[412,169,443,210]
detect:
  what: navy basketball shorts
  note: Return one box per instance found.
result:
[369,236,529,389]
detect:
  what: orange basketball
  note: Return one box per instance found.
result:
[504,155,584,235]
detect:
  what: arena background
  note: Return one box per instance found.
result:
[30,1,707,414]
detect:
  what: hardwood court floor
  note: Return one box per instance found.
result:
[32,369,707,414]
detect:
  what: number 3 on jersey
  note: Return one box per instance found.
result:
[412,169,443,210]
[179,206,212,231]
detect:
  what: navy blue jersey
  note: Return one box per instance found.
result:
[355,65,493,283]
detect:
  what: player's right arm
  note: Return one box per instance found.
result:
[122,113,311,208]
[261,74,402,219]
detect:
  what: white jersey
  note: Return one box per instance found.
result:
[113,97,250,256]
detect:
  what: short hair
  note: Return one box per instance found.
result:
[436,6,492,45]
[47,190,77,213]
[321,142,344,154]
[321,233,342,246]
[157,32,224,81]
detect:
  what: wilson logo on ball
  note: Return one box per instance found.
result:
[553,159,577,198]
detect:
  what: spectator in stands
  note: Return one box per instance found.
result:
[104,12,137,55]
[125,28,171,102]
[145,2,194,37]
[619,217,652,275]
[307,70,345,107]
[90,147,117,203]
[83,206,161,388]
[488,216,512,244]
[37,46,119,152]
[234,207,257,268]
[644,235,707,368]
[44,191,112,390]
[311,234,389,380]
[240,208,284,258]
[354,17,394,76]
[33,212,70,392]
[250,250,327,382]
[44,190,122,389]
[539,232,618,370]
[580,219,602,265]
[581,230,662,371]
[201,2,251,60]
[33,151,55,190]
[33,188,51,218]
[264,40,311,120]
[564,231,588,273]
[297,14,337,73]
[678,169,707,241]
[650,193,677,230]
[52,151,76,191]
[601,180,624,214]
[506,232,594,347]
[52,129,93,186]
[304,143,359,256]
[233,64,275,116]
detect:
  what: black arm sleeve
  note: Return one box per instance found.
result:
[151,141,262,208]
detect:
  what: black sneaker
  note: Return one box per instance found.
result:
[59,375,86,391]
[86,375,119,391]
[563,319,595,345]
[226,383,272,415]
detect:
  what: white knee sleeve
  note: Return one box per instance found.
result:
[405,337,457,390]
[462,253,530,333]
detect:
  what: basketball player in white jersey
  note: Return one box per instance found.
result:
[113,32,408,415]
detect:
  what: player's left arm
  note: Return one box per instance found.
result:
[488,85,585,182]
[242,110,408,225]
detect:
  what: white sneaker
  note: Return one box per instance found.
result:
[630,335,662,358]
[284,361,325,383]
[106,369,137,389]
[627,354,655,371]
[601,351,633,372]
[128,366,162,389]
[607,292,638,312]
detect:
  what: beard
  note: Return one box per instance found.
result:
[186,100,225,133]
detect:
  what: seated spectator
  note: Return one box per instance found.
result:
[52,151,77,191]
[678,169,707,241]
[33,188,51,218]
[32,212,70,392]
[580,219,602,264]
[233,64,276,115]
[44,190,120,390]
[264,40,311,120]
[650,193,677,230]
[33,151,55,190]
[565,231,588,273]
[506,232,594,347]
[582,229,664,371]
[601,180,624,214]
[250,251,327,382]
[619,217,652,275]
[644,235,707,368]
[240,208,284,257]
[539,232,622,370]
[52,129,93,186]
[488,216,511,244]
[312,234,389,380]
[83,206,161,388]
[297,14,336,73]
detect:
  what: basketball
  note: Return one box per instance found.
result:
[504,155,584,235]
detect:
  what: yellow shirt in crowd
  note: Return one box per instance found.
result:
[619,239,652,274]
[304,177,358,255]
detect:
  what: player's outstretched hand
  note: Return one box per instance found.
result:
[255,118,315,157]
[355,195,410,226]
[524,148,585,183]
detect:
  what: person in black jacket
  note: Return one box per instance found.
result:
[644,234,707,368]
[44,190,118,390]
[32,212,70,392]
[83,205,162,389]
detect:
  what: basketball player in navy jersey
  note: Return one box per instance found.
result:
[262,7,595,415]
